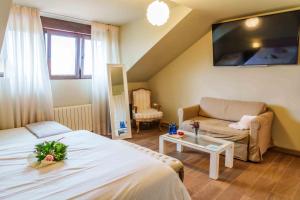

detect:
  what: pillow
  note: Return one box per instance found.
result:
[228,115,257,130]
[25,121,72,138]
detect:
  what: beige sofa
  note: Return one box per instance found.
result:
[178,97,274,162]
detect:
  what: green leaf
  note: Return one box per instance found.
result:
[34,140,68,162]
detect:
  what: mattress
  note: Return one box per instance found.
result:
[0,129,191,200]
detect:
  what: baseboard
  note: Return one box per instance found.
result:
[272,146,300,157]
[160,121,170,129]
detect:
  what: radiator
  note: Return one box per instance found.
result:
[54,104,93,131]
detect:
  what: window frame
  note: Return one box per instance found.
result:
[42,17,92,80]
[45,29,81,80]
[80,35,92,79]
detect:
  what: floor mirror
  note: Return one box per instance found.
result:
[107,64,132,139]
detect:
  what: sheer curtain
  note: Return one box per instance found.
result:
[0,5,54,129]
[91,23,120,135]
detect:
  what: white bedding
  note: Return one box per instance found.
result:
[0,130,191,200]
[0,127,36,145]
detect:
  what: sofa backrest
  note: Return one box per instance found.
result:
[199,97,267,122]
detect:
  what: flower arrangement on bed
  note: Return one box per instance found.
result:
[28,140,68,168]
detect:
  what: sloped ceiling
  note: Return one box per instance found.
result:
[127,10,214,82]
[127,0,300,82]
[121,5,191,72]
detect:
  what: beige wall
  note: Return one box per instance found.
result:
[127,82,150,103]
[112,81,149,97]
[120,5,191,71]
[149,31,300,151]
[0,0,11,51]
[51,80,92,107]
[51,80,148,107]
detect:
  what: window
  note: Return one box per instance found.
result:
[42,17,92,79]
[82,38,93,77]
[50,34,77,76]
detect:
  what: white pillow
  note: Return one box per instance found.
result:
[229,115,257,130]
[25,121,72,138]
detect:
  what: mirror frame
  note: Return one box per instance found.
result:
[107,64,132,139]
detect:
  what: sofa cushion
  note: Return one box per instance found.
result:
[199,97,266,122]
[180,116,249,143]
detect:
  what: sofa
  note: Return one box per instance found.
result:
[178,97,274,162]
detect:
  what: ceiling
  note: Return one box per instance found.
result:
[127,10,214,82]
[173,0,300,21]
[13,0,176,25]
[13,0,300,25]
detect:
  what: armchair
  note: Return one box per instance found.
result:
[132,88,163,133]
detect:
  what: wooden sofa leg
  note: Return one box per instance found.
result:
[136,121,140,134]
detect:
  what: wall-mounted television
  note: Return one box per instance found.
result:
[212,10,300,66]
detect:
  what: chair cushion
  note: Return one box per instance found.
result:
[199,97,267,122]
[134,109,163,120]
[180,116,249,142]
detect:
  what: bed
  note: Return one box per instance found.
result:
[0,127,190,200]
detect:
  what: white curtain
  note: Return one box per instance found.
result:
[0,5,54,129]
[91,23,120,135]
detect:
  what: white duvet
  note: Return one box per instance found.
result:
[0,130,190,200]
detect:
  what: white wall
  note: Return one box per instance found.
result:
[149,31,300,151]
[0,0,12,51]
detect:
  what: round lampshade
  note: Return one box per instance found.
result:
[147,0,170,26]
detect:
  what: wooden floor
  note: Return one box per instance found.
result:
[127,128,300,200]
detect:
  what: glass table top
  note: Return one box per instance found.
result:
[164,131,228,151]
[181,134,223,147]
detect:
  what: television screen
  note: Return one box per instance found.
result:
[212,10,300,66]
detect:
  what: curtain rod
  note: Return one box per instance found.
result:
[40,11,92,25]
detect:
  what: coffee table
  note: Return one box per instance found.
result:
[159,130,234,180]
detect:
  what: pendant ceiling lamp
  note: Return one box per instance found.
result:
[147,0,170,26]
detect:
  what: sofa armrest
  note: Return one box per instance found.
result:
[249,111,274,161]
[178,105,200,126]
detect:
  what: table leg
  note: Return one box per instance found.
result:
[176,143,183,152]
[225,143,234,168]
[159,137,165,154]
[209,153,219,180]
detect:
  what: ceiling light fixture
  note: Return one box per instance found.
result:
[147,0,170,26]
